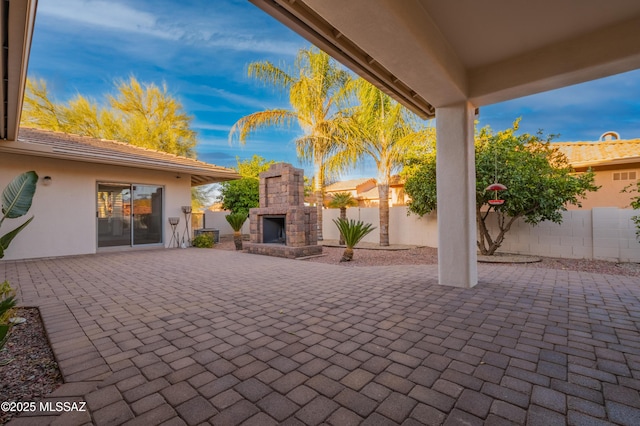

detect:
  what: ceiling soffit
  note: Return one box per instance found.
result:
[252,0,640,112]
[1,0,37,141]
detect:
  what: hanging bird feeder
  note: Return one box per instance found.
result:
[486,182,507,205]
[486,144,507,206]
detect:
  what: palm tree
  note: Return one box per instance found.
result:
[229,47,357,240]
[332,218,375,262]
[349,79,434,246]
[328,192,358,244]
[225,213,248,250]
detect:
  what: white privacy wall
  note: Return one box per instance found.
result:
[202,211,250,235]
[207,206,640,262]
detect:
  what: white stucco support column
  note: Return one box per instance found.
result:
[435,102,477,288]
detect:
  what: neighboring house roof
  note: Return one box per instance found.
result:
[325,178,376,192]
[358,186,379,201]
[0,128,240,186]
[554,139,640,168]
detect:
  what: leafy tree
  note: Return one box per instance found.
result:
[348,79,434,246]
[109,77,197,157]
[623,181,640,240]
[21,76,197,158]
[191,186,216,212]
[229,47,356,240]
[217,155,275,215]
[404,120,599,255]
[328,192,358,245]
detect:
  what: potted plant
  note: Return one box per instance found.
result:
[0,171,38,349]
[225,213,248,250]
[332,218,375,262]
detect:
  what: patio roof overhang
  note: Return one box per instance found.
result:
[0,0,37,141]
[250,0,640,114]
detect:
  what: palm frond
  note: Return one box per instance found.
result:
[332,218,375,248]
[225,213,248,231]
[248,61,295,90]
[229,110,298,144]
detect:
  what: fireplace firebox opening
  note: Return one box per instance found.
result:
[263,216,286,244]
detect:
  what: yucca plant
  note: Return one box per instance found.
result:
[328,192,358,245]
[225,213,248,250]
[333,218,375,262]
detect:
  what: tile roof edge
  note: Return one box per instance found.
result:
[17,126,232,170]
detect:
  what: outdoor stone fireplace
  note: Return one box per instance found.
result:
[246,163,322,258]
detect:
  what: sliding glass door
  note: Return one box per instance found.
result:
[132,185,163,245]
[97,183,163,247]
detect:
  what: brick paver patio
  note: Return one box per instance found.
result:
[1,248,639,425]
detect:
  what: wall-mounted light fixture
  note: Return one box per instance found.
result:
[42,176,52,186]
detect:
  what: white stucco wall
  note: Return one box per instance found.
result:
[322,206,439,247]
[0,152,192,260]
[202,211,250,236]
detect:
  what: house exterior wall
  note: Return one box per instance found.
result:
[567,166,639,210]
[0,152,192,260]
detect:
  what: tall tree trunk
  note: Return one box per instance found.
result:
[339,207,346,245]
[477,207,521,255]
[378,183,389,246]
[314,161,323,241]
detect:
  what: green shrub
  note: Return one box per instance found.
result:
[192,233,214,248]
[0,171,38,350]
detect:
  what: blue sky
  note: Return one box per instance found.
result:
[28,0,640,180]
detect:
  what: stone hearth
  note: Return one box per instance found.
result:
[246,163,322,259]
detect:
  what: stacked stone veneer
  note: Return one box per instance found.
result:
[246,163,322,259]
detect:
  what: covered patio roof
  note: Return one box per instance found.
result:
[0,0,37,140]
[250,0,640,116]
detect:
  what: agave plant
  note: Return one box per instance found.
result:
[328,192,358,245]
[225,213,248,250]
[0,171,38,349]
[332,218,375,262]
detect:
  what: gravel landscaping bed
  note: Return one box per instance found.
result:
[0,308,62,425]
[217,238,640,276]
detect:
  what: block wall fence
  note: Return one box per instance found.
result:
[205,207,640,262]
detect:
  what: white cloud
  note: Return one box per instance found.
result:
[199,86,280,110]
[38,0,183,40]
[193,123,233,132]
[37,0,300,56]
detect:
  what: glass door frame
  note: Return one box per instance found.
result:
[96,181,165,248]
